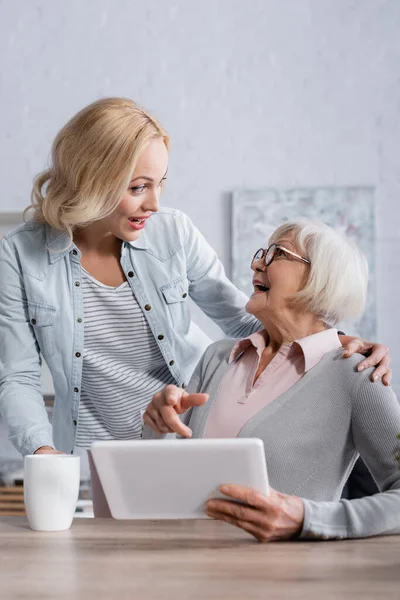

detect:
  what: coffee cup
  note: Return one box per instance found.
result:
[24,455,80,531]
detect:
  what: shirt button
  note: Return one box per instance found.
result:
[31,318,36,325]
[77,318,83,323]
[158,334,164,341]
[75,281,80,287]
[144,304,151,311]
[169,360,175,366]
[75,352,81,358]
[72,249,78,256]
[182,293,187,298]
[73,420,77,426]
[74,387,79,393]
[128,271,134,277]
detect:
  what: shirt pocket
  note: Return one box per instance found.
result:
[27,301,57,357]
[160,276,190,333]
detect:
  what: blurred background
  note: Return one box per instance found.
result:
[0,0,399,498]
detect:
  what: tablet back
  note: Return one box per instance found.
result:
[90,438,269,519]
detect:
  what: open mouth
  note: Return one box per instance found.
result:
[128,217,146,224]
[254,284,270,293]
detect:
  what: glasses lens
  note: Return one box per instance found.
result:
[252,249,264,263]
[265,244,276,266]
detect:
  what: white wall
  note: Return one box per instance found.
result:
[1,0,399,398]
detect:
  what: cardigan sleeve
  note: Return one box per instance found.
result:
[300,372,400,540]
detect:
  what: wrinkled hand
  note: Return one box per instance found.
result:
[33,445,64,455]
[206,484,304,542]
[143,384,209,438]
[339,336,392,386]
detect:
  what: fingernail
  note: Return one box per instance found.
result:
[358,366,365,371]
[372,375,378,382]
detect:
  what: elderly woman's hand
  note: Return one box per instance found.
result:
[339,336,392,386]
[206,484,304,542]
[143,384,209,438]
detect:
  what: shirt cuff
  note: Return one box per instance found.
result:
[141,423,173,440]
[299,499,348,541]
[21,434,55,456]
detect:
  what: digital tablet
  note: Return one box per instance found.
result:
[90,438,269,519]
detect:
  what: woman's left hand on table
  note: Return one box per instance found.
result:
[205,484,304,542]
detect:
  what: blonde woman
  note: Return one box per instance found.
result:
[0,98,392,458]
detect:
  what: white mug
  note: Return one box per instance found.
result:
[24,455,80,531]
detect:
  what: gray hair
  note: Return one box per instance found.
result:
[269,220,368,327]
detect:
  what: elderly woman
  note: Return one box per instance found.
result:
[143,220,400,541]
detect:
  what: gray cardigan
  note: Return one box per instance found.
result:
[143,339,400,540]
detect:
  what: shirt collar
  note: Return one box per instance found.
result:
[229,330,269,363]
[229,328,341,372]
[127,229,148,250]
[45,225,74,263]
[45,223,149,264]
[294,328,342,372]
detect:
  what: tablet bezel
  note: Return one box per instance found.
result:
[90,438,269,520]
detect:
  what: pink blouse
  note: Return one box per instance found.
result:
[203,328,342,438]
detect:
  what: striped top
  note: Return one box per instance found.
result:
[75,269,175,448]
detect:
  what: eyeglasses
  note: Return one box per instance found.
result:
[251,244,311,268]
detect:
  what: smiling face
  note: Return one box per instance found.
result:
[96,137,169,242]
[246,234,310,325]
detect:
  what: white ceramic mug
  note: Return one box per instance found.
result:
[24,455,80,531]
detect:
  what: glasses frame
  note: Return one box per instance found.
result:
[251,243,311,268]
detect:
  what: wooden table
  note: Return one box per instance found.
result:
[1,517,400,599]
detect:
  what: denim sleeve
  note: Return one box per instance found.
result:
[178,211,262,338]
[0,236,54,456]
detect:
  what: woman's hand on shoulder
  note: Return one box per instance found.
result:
[339,336,392,386]
[206,484,304,542]
[143,384,209,438]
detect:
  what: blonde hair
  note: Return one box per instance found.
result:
[26,97,169,242]
[269,220,369,326]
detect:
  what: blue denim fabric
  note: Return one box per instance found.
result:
[0,208,260,455]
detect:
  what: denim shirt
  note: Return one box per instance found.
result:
[0,207,260,456]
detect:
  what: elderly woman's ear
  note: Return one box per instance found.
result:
[339,336,391,386]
